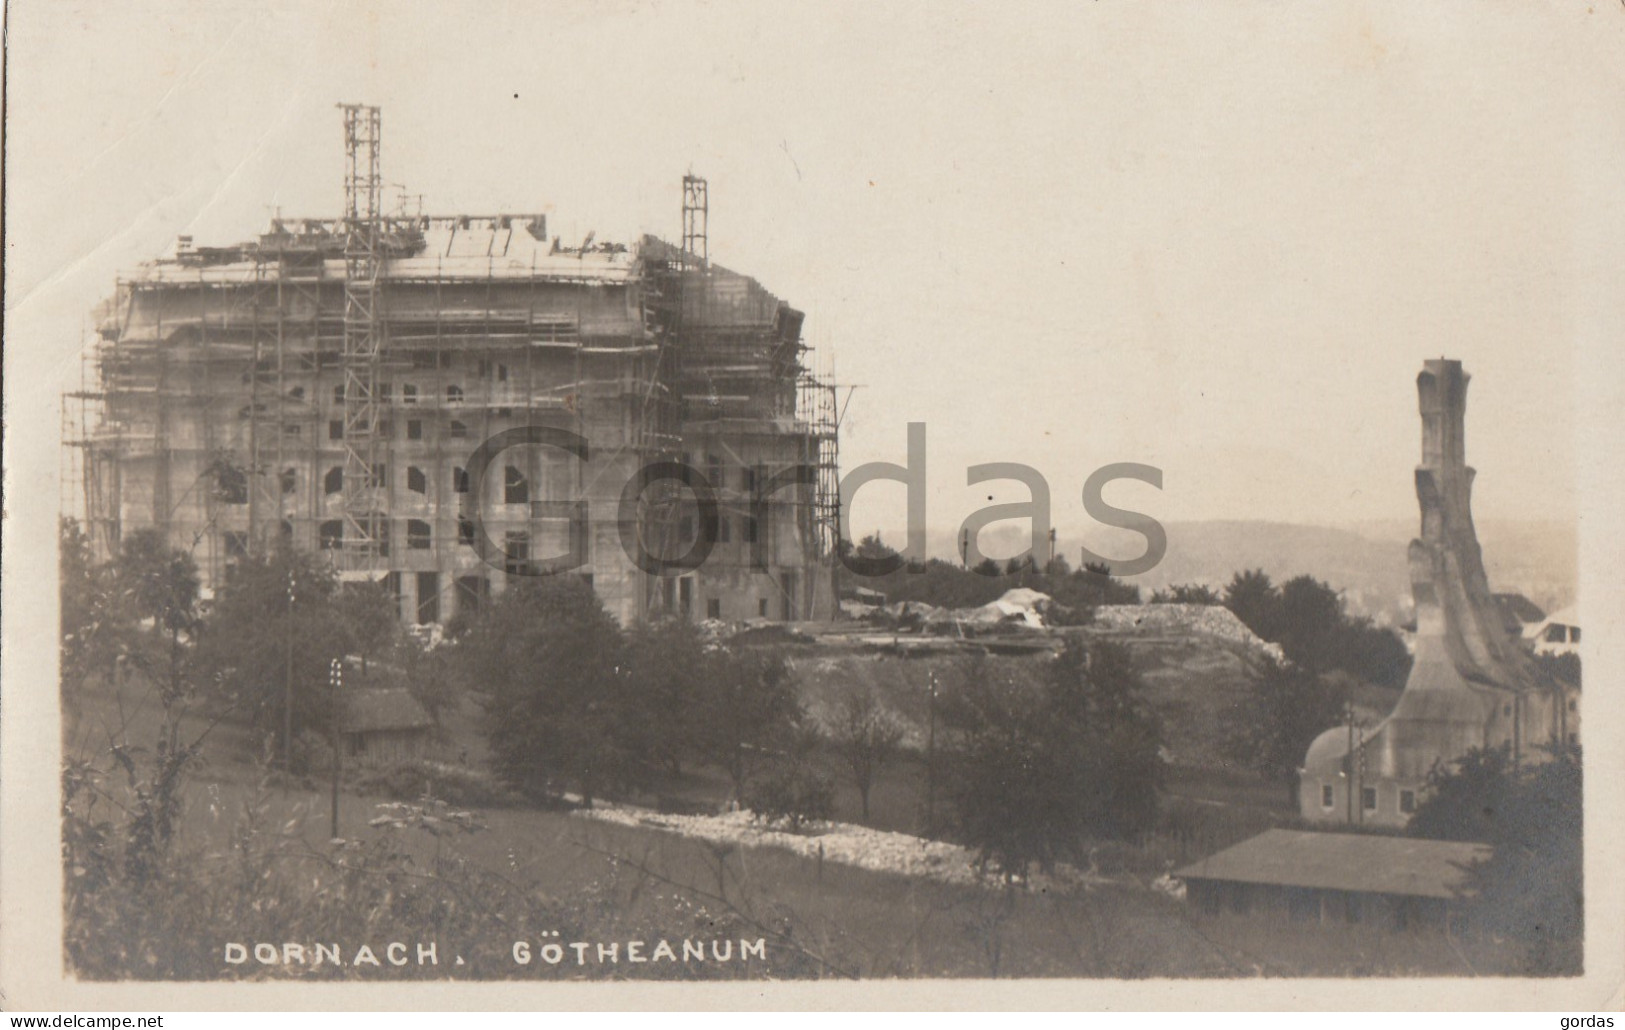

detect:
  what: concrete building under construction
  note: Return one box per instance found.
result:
[63,106,841,626]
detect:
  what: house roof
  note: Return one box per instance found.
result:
[1524,606,1579,639]
[342,688,433,733]
[1175,829,1491,900]
[1493,593,1546,630]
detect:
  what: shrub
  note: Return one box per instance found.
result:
[351,759,522,807]
[747,764,836,833]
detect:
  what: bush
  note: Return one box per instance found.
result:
[351,759,522,807]
[939,639,1164,878]
[747,764,836,833]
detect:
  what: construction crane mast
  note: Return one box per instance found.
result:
[337,103,386,570]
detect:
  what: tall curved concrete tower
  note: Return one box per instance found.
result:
[1299,359,1577,827]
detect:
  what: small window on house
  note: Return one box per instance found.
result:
[333,385,346,403]
[224,531,249,559]
[402,384,418,405]
[1546,624,1567,643]
[407,519,431,549]
[742,466,757,493]
[412,350,436,369]
[324,467,343,494]
[407,420,423,440]
[494,407,513,418]
[707,598,722,620]
[446,384,464,404]
[1400,790,1416,814]
[1569,699,1577,712]
[505,465,529,504]
[1321,784,1335,809]
[497,364,509,382]
[453,467,469,493]
[1361,787,1377,812]
[370,463,386,489]
[743,516,758,544]
[449,420,468,438]
[1569,627,1581,643]
[287,386,305,401]
[707,454,722,485]
[457,517,476,545]
[319,520,343,550]
[377,419,392,437]
[282,422,301,437]
[378,382,392,402]
[758,598,769,618]
[279,468,297,494]
[408,467,427,494]
[330,420,344,440]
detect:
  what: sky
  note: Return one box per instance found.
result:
[7,0,1623,555]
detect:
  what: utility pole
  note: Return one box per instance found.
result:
[330,657,343,840]
[1345,699,1355,826]
[925,670,938,837]
[284,568,295,777]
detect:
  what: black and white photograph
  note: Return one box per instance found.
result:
[3,0,1623,1012]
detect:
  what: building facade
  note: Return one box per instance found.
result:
[66,201,840,627]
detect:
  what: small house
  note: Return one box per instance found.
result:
[341,688,434,766]
[1524,606,1581,657]
[1176,829,1490,931]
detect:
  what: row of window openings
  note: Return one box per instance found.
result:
[256,350,510,377]
[1320,783,1418,815]
[283,364,519,406]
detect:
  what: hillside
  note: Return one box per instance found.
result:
[922,518,1576,623]
[787,607,1284,777]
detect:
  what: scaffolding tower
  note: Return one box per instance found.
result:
[337,103,387,571]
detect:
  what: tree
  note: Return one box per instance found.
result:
[460,576,635,805]
[192,549,361,762]
[831,685,905,821]
[1225,660,1349,805]
[1274,575,1347,673]
[1408,743,1582,974]
[690,646,802,804]
[60,518,134,694]
[746,722,836,832]
[333,577,401,674]
[1223,568,1281,642]
[115,529,202,717]
[939,638,1163,878]
[623,617,710,776]
[1151,583,1221,605]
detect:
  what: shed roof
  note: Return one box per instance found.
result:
[343,688,433,734]
[1175,829,1491,900]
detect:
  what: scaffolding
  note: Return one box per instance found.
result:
[338,103,386,571]
[62,114,838,627]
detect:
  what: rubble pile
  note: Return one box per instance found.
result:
[575,804,985,885]
[1092,604,1284,661]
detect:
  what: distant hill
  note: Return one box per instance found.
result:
[920,519,1576,624]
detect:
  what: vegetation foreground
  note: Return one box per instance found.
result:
[59,521,1577,980]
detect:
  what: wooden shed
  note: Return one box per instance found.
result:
[341,688,434,766]
[1176,829,1491,931]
